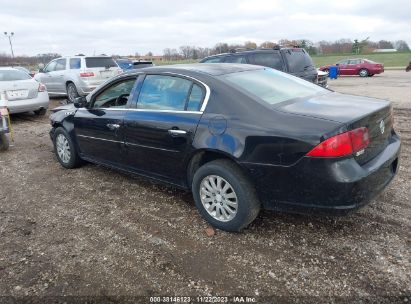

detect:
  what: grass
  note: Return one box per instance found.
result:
[311,52,411,67]
[154,52,411,68]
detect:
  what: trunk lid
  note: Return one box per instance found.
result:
[80,57,122,87]
[0,79,39,100]
[277,92,392,164]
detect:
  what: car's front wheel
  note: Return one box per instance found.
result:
[53,127,82,169]
[66,82,79,103]
[359,69,369,77]
[192,159,260,232]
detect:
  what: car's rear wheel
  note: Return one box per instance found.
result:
[34,108,47,116]
[192,159,260,232]
[359,69,369,77]
[53,127,82,168]
[0,134,9,151]
[66,82,79,103]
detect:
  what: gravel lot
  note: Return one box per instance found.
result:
[0,70,410,303]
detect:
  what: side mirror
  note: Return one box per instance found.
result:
[74,96,88,108]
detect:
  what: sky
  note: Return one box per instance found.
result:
[0,0,410,56]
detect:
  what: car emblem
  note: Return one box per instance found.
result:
[379,120,385,134]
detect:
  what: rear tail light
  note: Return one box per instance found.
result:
[38,83,47,92]
[80,71,95,77]
[307,127,369,158]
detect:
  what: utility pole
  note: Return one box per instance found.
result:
[4,32,15,58]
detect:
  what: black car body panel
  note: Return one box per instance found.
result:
[50,64,401,215]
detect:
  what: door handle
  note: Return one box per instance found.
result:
[168,129,187,137]
[107,123,120,130]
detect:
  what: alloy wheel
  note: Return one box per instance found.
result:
[56,134,71,164]
[199,175,238,222]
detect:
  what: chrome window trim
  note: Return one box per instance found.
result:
[77,108,202,114]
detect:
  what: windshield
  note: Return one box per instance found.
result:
[85,57,117,68]
[223,68,327,105]
[0,70,32,81]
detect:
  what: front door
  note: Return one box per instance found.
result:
[124,74,206,184]
[38,60,57,92]
[74,77,138,167]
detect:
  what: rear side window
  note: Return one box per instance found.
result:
[137,75,192,111]
[70,58,81,69]
[0,70,31,81]
[202,57,224,63]
[250,53,283,70]
[187,84,204,111]
[284,49,315,73]
[55,59,66,71]
[85,57,117,68]
[224,55,247,63]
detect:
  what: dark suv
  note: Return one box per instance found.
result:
[200,47,327,87]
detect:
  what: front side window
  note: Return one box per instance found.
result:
[0,70,31,81]
[250,53,283,70]
[70,58,81,69]
[55,59,67,71]
[44,61,57,72]
[137,75,192,111]
[223,68,327,106]
[337,60,349,65]
[93,78,136,109]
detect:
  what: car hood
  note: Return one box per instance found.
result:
[276,92,390,124]
[50,103,76,113]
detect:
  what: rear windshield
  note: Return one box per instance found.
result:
[85,57,117,68]
[0,70,31,81]
[284,49,315,73]
[223,68,327,105]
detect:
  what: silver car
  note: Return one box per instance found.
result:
[0,67,49,115]
[34,56,122,103]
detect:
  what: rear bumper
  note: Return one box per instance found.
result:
[6,92,50,114]
[242,133,401,215]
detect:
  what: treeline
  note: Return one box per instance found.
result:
[0,53,61,67]
[161,38,410,60]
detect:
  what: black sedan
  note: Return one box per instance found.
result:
[49,64,401,232]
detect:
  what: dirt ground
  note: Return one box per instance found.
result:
[0,70,410,303]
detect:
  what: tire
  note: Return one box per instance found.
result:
[368,74,374,77]
[359,69,369,77]
[0,134,9,151]
[34,108,47,116]
[192,159,260,232]
[53,127,82,169]
[66,82,79,103]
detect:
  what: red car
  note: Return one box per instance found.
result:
[320,58,384,77]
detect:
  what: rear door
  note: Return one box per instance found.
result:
[123,73,206,184]
[51,58,67,93]
[74,76,138,166]
[347,59,361,75]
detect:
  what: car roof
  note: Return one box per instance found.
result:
[125,63,264,77]
[202,47,302,60]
